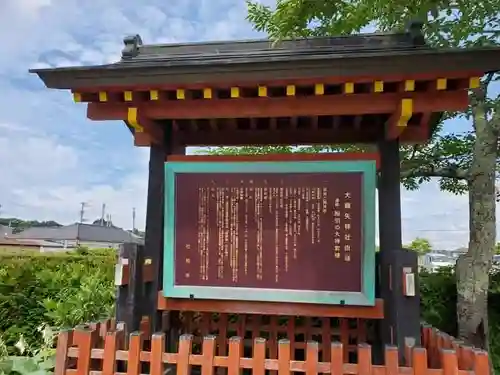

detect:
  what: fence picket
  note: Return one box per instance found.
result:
[54,319,492,375]
[252,338,266,375]
[228,336,243,375]
[127,332,143,375]
[150,333,165,375]
[412,347,428,375]
[75,328,93,375]
[460,345,475,370]
[102,332,118,375]
[54,330,73,375]
[278,339,291,375]
[305,341,319,375]
[357,344,372,375]
[177,334,193,375]
[330,342,343,375]
[442,349,459,375]
[473,350,490,375]
[201,335,216,375]
[384,346,399,375]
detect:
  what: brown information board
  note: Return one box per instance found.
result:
[173,172,363,293]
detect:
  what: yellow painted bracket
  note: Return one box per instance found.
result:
[344,82,354,94]
[73,92,82,102]
[258,86,267,97]
[436,78,447,90]
[230,87,240,98]
[469,77,480,89]
[98,91,108,102]
[314,84,324,95]
[150,90,159,101]
[124,91,133,102]
[286,85,296,96]
[397,98,413,128]
[176,89,185,100]
[404,80,415,92]
[374,81,384,93]
[127,108,144,133]
[203,88,212,99]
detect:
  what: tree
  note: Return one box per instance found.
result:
[232,0,500,350]
[495,243,500,254]
[0,218,62,234]
[407,237,433,255]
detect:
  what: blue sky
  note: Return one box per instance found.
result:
[0,0,498,249]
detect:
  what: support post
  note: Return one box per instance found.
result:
[143,142,168,334]
[142,121,185,350]
[115,243,145,336]
[376,138,421,363]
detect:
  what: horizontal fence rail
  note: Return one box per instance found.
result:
[55,320,490,375]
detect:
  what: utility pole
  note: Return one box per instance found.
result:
[132,207,136,233]
[79,202,87,223]
[77,202,88,247]
[101,203,106,226]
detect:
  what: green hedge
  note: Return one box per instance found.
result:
[1,252,500,366]
[0,252,116,353]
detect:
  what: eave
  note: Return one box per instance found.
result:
[28,31,500,148]
[30,47,500,91]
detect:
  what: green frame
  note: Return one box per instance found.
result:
[163,160,376,306]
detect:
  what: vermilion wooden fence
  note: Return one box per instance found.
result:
[177,311,370,363]
[54,319,490,375]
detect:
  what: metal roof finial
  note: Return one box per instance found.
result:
[122,34,143,59]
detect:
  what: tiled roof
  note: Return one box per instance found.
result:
[11,223,143,244]
[0,237,64,247]
[30,21,500,90]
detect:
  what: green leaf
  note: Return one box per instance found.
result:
[0,358,13,374]
[11,357,39,374]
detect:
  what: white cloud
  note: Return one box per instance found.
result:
[0,0,260,231]
[0,0,496,250]
[0,122,149,227]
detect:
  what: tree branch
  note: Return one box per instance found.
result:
[483,72,495,87]
[482,30,500,35]
[401,165,469,179]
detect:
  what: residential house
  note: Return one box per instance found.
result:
[0,237,65,252]
[0,224,12,237]
[10,223,143,251]
[418,251,460,272]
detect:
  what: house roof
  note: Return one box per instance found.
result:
[0,238,64,247]
[12,223,143,244]
[29,22,500,90]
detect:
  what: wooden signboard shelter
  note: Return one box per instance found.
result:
[31,21,500,370]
